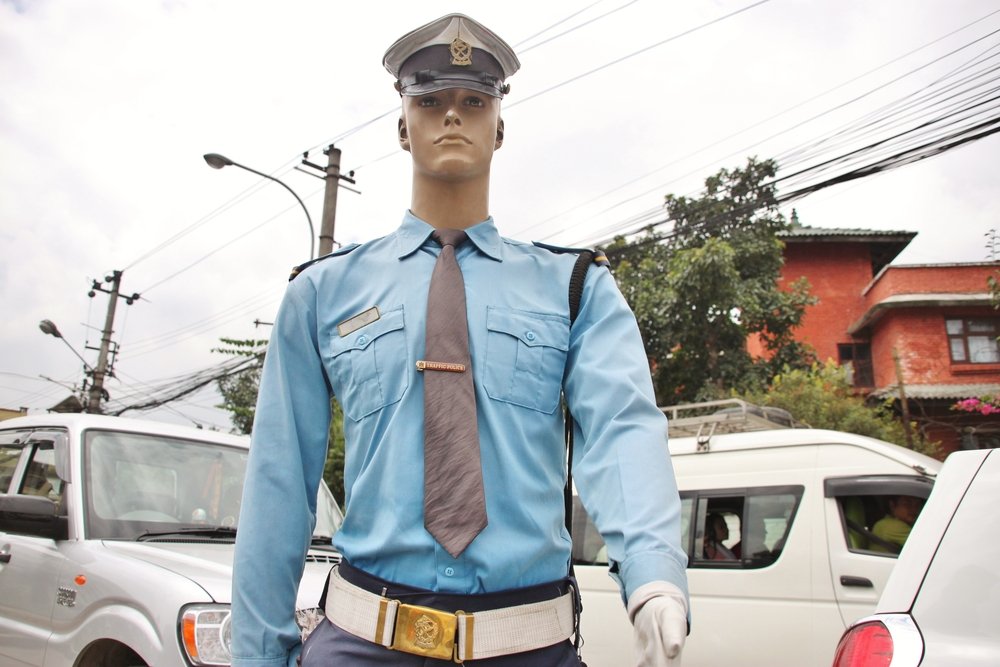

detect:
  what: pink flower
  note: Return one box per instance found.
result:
[953,396,1000,414]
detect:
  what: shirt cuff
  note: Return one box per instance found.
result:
[616,549,689,604]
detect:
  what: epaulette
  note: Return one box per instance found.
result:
[531,240,610,267]
[288,243,361,281]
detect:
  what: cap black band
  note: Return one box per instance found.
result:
[398,69,505,94]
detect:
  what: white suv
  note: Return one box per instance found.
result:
[0,414,341,667]
[832,447,1000,666]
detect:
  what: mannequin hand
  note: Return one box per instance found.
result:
[627,581,688,667]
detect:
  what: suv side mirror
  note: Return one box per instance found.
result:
[0,494,68,540]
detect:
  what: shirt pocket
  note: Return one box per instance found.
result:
[327,306,409,421]
[483,307,570,414]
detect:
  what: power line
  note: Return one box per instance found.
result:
[507,0,772,109]
[565,14,1000,246]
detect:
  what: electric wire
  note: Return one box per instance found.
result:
[22,6,999,416]
[565,17,1000,246]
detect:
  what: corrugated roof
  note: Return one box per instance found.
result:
[780,224,916,240]
[874,383,1000,400]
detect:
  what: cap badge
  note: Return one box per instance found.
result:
[450,37,472,66]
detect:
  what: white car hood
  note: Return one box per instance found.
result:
[101,540,337,608]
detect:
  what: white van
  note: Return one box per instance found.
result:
[572,400,942,667]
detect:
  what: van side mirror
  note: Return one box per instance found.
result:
[0,494,68,540]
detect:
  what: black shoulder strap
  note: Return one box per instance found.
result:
[568,250,594,325]
[564,249,607,543]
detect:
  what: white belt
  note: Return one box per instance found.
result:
[324,566,576,662]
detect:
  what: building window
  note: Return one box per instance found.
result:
[838,343,874,387]
[947,318,1000,363]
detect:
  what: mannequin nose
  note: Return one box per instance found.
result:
[444,108,461,125]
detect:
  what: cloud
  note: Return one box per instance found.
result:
[2,0,997,426]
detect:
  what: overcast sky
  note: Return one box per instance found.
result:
[2,0,998,430]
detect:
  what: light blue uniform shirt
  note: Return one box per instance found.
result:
[232,212,688,666]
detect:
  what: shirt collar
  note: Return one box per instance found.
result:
[395,210,503,262]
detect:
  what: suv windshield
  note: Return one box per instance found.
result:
[83,428,341,541]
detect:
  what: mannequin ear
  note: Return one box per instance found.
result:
[398,117,410,151]
[495,118,505,149]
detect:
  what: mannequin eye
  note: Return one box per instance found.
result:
[417,95,440,107]
[464,95,486,108]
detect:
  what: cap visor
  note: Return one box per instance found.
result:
[400,79,502,98]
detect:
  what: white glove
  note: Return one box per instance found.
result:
[627,581,688,667]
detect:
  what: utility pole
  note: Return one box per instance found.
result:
[86,270,140,413]
[300,144,359,257]
[892,348,915,448]
[319,145,341,257]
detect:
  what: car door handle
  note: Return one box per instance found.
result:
[840,575,873,588]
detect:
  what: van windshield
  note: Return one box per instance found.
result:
[82,429,341,541]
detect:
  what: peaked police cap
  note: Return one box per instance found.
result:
[383,13,520,98]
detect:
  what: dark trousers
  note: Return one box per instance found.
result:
[301,562,584,666]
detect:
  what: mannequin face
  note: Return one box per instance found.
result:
[399,87,503,183]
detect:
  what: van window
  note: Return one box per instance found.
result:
[19,445,62,505]
[571,485,803,569]
[687,486,802,568]
[825,475,934,557]
[0,444,22,494]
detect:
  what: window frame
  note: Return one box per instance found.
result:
[824,474,935,558]
[837,342,874,387]
[946,317,1000,364]
[684,485,804,570]
[569,484,805,570]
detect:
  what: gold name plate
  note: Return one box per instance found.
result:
[416,360,466,373]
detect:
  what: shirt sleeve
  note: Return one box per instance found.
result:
[231,278,333,666]
[562,264,690,605]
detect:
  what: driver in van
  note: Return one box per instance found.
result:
[871,495,922,552]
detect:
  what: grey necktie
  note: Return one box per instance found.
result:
[421,228,488,558]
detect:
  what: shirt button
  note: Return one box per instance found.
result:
[525,331,536,342]
[357,335,368,346]
[444,567,455,577]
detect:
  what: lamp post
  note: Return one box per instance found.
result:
[39,319,95,411]
[203,152,315,260]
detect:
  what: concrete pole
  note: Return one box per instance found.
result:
[318,144,341,257]
[87,270,123,413]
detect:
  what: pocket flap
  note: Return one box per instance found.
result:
[329,307,405,357]
[486,307,569,351]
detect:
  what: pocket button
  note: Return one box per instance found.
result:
[525,331,536,342]
[356,335,369,346]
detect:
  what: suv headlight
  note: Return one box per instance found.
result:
[179,604,327,665]
[180,604,232,666]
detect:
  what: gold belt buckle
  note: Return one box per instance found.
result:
[389,601,459,661]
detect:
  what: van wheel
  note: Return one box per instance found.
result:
[77,640,149,667]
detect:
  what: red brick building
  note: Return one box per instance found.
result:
[777,223,1000,454]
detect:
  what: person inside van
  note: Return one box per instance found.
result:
[704,512,739,560]
[871,494,922,553]
[21,461,53,498]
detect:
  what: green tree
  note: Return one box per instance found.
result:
[214,338,267,435]
[213,338,347,505]
[742,361,941,458]
[609,157,815,403]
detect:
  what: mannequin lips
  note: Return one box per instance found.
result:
[435,133,471,144]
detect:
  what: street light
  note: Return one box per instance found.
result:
[39,319,94,373]
[203,152,315,260]
[39,319,96,412]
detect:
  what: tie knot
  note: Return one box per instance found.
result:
[433,229,469,248]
